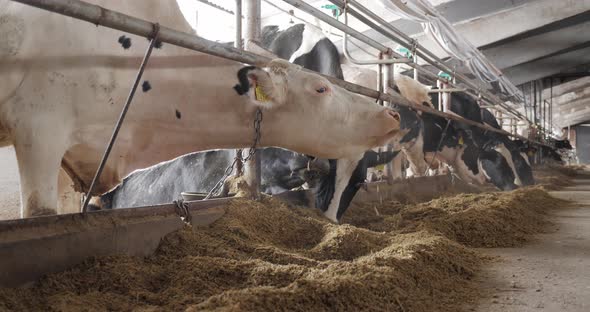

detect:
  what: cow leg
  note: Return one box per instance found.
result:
[13,131,68,217]
[402,132,427,177]
[493,144,522,186]
[318,155,363,223]
[390,152,404,180]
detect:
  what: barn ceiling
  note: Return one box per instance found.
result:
[259,0,590,130]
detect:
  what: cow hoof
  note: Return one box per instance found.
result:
[323,212,340,224]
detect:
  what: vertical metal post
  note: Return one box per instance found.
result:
[441,80,450,112]
[244,0,261,49]
[550,79,553,134]
[233,0,244,177]
[235,0,242,49]
[244,0,261,199]
[436,79,443,111]
[512,118,517,136]
[413,54,418,81]
[382,51,399,183]
[81,26,160,213]
[532,81,539,129]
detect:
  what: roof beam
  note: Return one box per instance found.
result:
[557,108,590,126]
[482,20,590,70]
[380,0,590,59]
[558,101,590,115]
[542,76,590,98]
[555,100,590,120]
[555,91,590,112]
[503,45,590,85]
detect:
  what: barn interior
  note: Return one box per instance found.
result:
[1,0,589,311]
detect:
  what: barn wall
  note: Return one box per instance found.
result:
[575,125,590,164]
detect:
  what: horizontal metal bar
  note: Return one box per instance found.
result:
[11,0,550,147]
[427,88,466,93]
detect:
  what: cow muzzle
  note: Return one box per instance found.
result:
[372,109,407,147]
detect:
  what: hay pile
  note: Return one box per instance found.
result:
[533,164,580,190]
[344,188,567,248]
[0,169,572,312]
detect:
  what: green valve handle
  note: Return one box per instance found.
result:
[321,4,341,19]
[395,46,412,58]
[438,71,452,79]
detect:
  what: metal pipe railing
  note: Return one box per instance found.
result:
[10,0,549,147]
[341,1,410,65]
[284,0,468,97]
[329,0,527,121]
[337,0,556,139]
[281,0,389,54]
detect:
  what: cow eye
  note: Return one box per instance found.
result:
[316,87,327,93]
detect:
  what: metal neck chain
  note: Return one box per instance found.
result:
[203,108,263,200]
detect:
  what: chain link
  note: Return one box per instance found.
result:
[203,108,263,200]
[173,198,192,225]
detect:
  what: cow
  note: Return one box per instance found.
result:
[333,66,522,191]
[0,1,404,219]
[428,90,534,187]
[93,22,400,220]
[259,23,411,221]
[539,145,565,164]
[391,78,522,190]
[551,139,573,150]
[89,149,396,210]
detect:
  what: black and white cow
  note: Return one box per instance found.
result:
[443,92,534,187]
[261,23,403,221]
[391,78,523,190]
[90,149,315,209]
[480,108,534,186]
[90,149,396,210]
[550,138,573,150]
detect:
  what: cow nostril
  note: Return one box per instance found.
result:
[386,110,400,122]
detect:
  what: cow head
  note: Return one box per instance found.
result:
[234,59,404,158]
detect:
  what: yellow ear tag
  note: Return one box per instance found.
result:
[255,85,269,102]
[527,151,534,157]
[458,135,464,145]
[375,164,385,171]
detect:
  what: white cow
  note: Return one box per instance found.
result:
[0,0,403,219]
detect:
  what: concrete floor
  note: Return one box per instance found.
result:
[473,178,590,312]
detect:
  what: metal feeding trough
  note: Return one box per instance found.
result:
[180,192,237,201]
[181,192,208,201]
[0,175,477,287]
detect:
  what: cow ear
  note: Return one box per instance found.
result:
[234,65,280,107]
[249,68,284,106]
